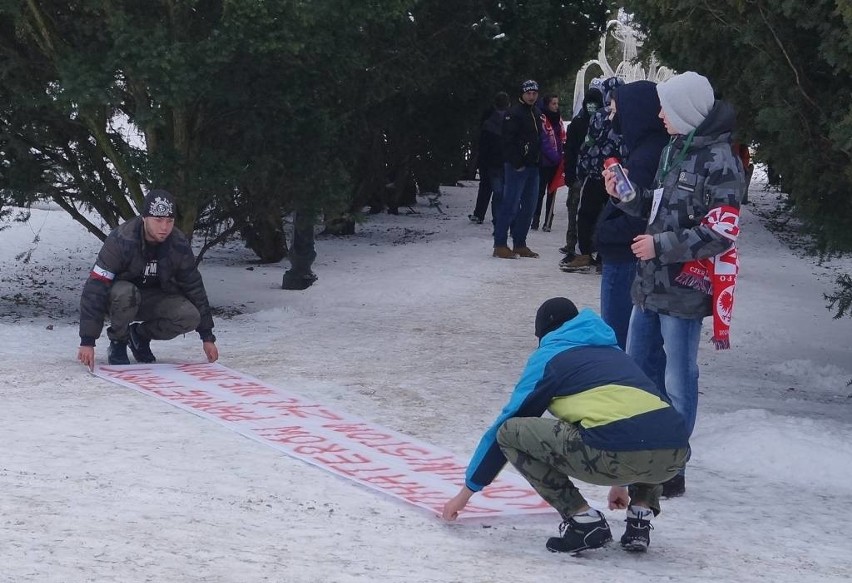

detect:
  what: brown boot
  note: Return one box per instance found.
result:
[559,254,592,271]
[513,246,539,258]
[493,246,519,259]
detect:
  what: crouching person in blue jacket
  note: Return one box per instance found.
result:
[442,298,689,554]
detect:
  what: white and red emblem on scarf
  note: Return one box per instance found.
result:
[675,205,740,349]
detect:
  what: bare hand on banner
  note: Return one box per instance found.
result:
[442,486,475,521]
[202,341,219,363]
[77,346,95,371]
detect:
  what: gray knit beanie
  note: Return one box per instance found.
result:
[656,72,715,134]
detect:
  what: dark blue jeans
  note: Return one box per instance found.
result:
[494,164,539,248]
[626,307,703,439]
[600,260,637,350]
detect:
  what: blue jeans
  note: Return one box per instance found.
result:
[626,307,703,440]
[600,261,637,350]
[494,164,539,248]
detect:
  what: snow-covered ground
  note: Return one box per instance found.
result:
[1,178,850,583]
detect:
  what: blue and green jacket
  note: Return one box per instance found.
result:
[465,309,689,492]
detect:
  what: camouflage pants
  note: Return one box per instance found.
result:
[107,281,201,342]
[563,180,581,253]
[496,417,688,518]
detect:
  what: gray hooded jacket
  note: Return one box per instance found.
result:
[619,100,745,318]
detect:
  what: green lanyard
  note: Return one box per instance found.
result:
[660,129,696,180]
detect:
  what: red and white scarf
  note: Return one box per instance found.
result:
[675,205,740,349]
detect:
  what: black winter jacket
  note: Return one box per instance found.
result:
[502,100,542,169]
[594,80,668,264]
[564,89,603,183]
[79,216,215,345]
[478,108,506,169]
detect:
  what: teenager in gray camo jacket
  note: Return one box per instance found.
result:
[76,189,218,370]
[603,72,745,497]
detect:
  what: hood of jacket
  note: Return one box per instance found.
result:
[613,81,670,189]
[601,76,625,105]
[538,308,618,350]
[613,81,667,154]
[694,100,737,142]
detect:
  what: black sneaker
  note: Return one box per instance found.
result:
[468,214,483,224]
[546,511,612,553]
[107,340,130,365]
[621,506,654,552]
[661,474,685,498]
[128,323,156,363]
[281,270,318,290]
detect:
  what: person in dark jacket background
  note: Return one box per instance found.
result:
[561,88,603,260]
[594,80,668,349]
[77,189,218,369]
[469,91,511,226]
[442,298,689,554]
[492,79,543,259]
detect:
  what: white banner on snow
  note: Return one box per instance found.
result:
[93,363,555,519]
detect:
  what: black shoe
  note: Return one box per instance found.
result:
[281,270,318,290]
[621,506,654,552]
[530,224,539,231]
[661,474,685,498]
[468,214,483,224]
[559,245,572,255]
[107,340,130,365]
[546,511,612,553]
[128,323,156,363]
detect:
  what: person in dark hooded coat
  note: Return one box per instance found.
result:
[594,80,668,349]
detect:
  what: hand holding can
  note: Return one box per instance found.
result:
[604,157,636,203]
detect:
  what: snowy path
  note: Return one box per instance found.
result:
[1,183,850,582]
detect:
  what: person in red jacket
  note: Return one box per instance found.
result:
[531,93,564,232]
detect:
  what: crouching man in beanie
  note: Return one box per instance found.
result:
[76,189,219,369]
[442,298,689,554]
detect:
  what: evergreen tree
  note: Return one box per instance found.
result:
[1,0,611,261]
[623,0,852,252]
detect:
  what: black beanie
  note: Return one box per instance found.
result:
[535,297,579,339]
[142,189,176,218]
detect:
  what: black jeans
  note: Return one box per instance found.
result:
[472,166,504,223]
[532,165,558,228]
[576,175,608,255]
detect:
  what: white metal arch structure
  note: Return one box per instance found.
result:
[571,19,676,116]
